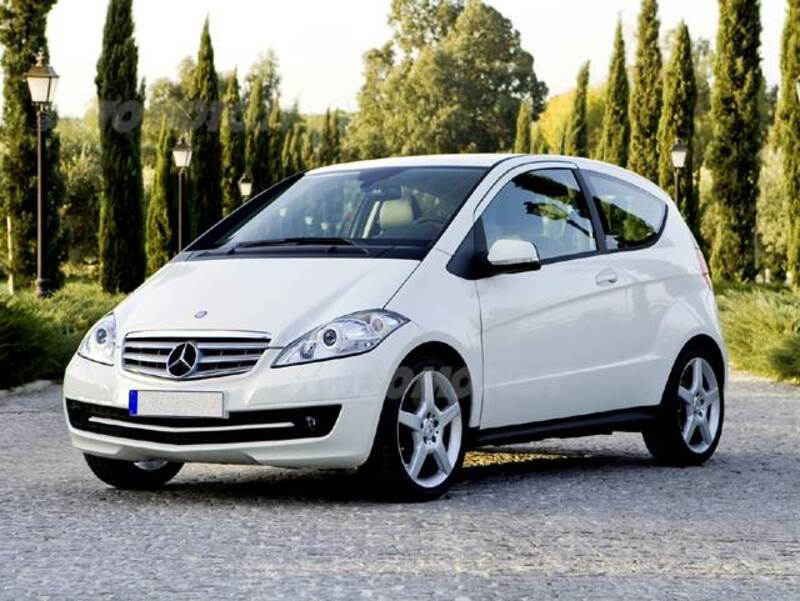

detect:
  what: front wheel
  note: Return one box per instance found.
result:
[84,454,183,490]
[362,356,467,501]
[643,346,724,466]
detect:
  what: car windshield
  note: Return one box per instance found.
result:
[200,166,487,253]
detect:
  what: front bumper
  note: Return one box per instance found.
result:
[63,326,420,468]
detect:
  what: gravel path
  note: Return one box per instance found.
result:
[1,373,798,600]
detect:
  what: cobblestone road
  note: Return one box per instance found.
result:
[1,372,798,600]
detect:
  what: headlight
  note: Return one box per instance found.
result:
[273,310,408,367]
[77,313,117,366]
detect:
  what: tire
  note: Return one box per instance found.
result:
[362,355,468,501]
[84,454,183,490]
[643,345,724,466]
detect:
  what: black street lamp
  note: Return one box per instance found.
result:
[171,138,192,251]
[796,76,800,104]
[238,174,252,200]
[25,49,59,298]
[670,138,689,207]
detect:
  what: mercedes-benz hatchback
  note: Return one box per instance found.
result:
[64,154,726,500]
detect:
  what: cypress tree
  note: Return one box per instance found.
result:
[514,101,532,153]
[657,23,697,233]
[565,62,590,157]
[779,0,800,282]
[245,73,269,194]
[302,130,316,169]
[280,126,296,177]
[292,125,308,172]
[597,20,630,167]
[220,70,245,215]
[267,102,283,184]
[189,18,222,237]
[0,1,65,293]
[708,0,763,282]
[95,0,145,292]
[145,119,175,275]
[628,0,663,181]
[318,108,338,166]
[530,124,550,154]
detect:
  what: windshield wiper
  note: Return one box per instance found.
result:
[233,237,369,254]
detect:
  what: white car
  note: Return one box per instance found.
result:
[64,154,726,500]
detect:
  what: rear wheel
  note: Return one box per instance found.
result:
[84,454,183,490]
[643,346,724,466]
[362,355,467,501]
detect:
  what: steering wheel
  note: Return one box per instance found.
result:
[412,216,446,228]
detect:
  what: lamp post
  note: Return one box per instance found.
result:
[670,138,689,207]
[25,49,59,298]
[172,138,192,251]
[795,76,800,104]
[238,174,252,200]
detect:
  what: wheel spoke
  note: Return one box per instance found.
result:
[690,358,703,393]
[432,441,452,475]
[420,371,436,414]
[705,387,720,408]
[399,410,423,431]
[678,386,694,406]
[682,415,696,443]
[697,416,713,445]
[407,437,427,478]
[437,403,460,427]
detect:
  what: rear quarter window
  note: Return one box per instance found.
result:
[585,171,667,250]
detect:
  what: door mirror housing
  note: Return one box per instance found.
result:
[486,239,541,274]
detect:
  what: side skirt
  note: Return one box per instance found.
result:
[470,406,659,448]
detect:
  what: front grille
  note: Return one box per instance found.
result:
[66,399,341,445]
[122,331,271,380]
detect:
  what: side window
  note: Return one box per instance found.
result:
[586,172,666,250]
[480,169,596,261]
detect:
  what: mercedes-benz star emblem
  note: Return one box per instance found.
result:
[194,310,207,319]
[166,342,200,378]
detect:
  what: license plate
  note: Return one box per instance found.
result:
[129,390,225,418]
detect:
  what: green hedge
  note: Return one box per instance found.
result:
[716,284,800,382]
[0,282,122,389]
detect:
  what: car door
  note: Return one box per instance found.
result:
[476,166,636,429]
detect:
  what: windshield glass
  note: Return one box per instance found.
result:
[202,166,486,251]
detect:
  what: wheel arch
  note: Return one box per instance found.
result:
[680,334,727,389]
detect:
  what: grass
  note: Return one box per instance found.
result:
[0,279,122,389]
[715,283,800,382]
[1,275,799,389]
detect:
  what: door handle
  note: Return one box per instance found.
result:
[595,269,618,286]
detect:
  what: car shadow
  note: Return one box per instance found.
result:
[91,445,663,505]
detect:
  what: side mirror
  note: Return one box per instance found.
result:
[486,239,541,274]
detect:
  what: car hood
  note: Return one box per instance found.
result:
[115,257,418,346]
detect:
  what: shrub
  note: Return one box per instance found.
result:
[0,281,122,388]
[716,284,800,381]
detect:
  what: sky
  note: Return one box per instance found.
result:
[30,0,788,118]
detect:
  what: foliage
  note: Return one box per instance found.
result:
[188,18,222,238]
[58,116,101,264]
[756,144,789,280]
[657,22,697,233]
[777,0,800,282]
[95,0,145,293]
[530,123,549,154]
[347,0,545,158]
[716,284,800,381]
[243,50,281,113]
[536,85,605,156]
[267,102,284,183]
[389,0,464,53]
[220,70,245,215]
[564,62,590,157]
[513,101,531,154]
[628,0,663,182]
[244,73,270,194]
[0,280,122,388]
[708,0,763,282]
[597,20,629,167]
[0,0,65,292]
[145,120,175,275]
[317,109,341,167]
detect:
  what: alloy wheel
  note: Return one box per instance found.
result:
[677,357,721,454]
[397,370,463,489]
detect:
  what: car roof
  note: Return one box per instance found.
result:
[309,154,523,172]
[309,153,673,205]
